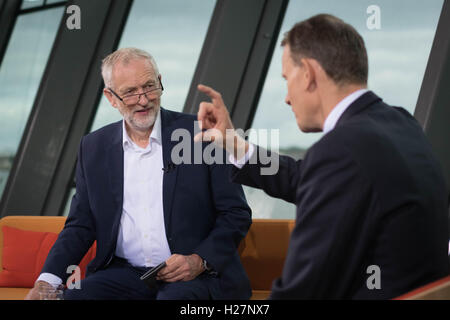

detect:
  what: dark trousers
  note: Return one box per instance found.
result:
[63,257,219,300]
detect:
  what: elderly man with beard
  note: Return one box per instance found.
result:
[25,48,252,300]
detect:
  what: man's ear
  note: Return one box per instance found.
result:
[103,88,118,108]
[300,58,317,92]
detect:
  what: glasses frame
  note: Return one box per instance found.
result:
[108,77,164,106]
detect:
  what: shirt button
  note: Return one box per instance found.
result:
[144,234,148,238]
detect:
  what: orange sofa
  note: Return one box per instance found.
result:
[239,219,295,299]
[0,216,68,300]
[0,216,294,300]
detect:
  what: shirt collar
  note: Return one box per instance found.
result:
[323,89,369,134]
[122,109,162,151]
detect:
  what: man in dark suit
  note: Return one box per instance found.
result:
[194,14,449,299]
[26,48,252,300]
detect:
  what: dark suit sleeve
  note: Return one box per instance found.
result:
[41,137,96,282]
[269,142,375,299]
[231,146,301,204]
[193,160,252,274]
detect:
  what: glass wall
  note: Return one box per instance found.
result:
[0,5,64,199]
[21,0,45,10]
[246,0,444,219]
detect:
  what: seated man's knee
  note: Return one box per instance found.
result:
[156,280,210,300]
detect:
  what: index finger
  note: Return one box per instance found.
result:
[158,264,174,276]
[197,84,222,102]
[161,254,181,271]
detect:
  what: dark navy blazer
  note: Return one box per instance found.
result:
[232,91,449,299]
[42,108,252,299]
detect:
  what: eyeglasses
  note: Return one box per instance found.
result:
[108,78,164,106]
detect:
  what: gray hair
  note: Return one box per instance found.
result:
[101,47,160,88]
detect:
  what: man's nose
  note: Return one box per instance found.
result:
[137,92,150,105]
[285,95,291,106]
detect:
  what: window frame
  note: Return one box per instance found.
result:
[0,0,22,69]
[414,0,450,188]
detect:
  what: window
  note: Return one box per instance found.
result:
[90,0,216,131]
[21,0,45,10]
[246,0,444,219]
[0,3,64,199]
[21,0,66,10]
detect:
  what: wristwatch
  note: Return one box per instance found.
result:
[202,259,218,276]
[202,259,212,272]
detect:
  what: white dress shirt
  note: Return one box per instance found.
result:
[322,89,368,134]
[117,109,171,267]
[229,89,369,167]
[37,110,171,287]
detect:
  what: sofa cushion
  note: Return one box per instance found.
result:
[0,226,96,288]
[0,287,30,300]
[250,290,271,300]
[239,219,295,290]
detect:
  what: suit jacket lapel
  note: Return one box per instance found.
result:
[335,91,382,128]
[107,121,124,237]
[160,108,179,237]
